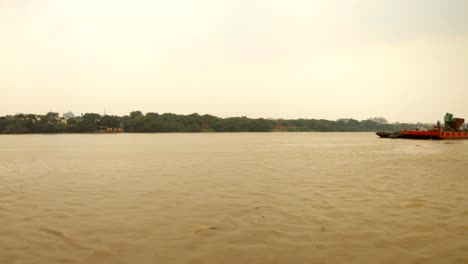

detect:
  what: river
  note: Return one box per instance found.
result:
[0,133,466,263]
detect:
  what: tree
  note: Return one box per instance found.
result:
[80,113,101,132]
[100,115,122,128]
[39,112,62,133]
[130,111,144,119]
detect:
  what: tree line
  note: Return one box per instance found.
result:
[0,111,425,134]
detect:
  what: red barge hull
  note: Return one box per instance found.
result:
[399,130,468,140]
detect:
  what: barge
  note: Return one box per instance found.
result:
[376,113,468,140]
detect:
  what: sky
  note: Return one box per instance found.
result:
[1,0,467,123]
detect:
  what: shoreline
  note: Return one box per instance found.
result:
[0,112,428,134]
[0,131,385,135]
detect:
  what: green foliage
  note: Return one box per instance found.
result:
[80,113,101,132]
[130,111,144,119]
[101,115,122,128]
[0,112,426,134]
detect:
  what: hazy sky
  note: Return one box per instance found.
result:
[1,0,467,122]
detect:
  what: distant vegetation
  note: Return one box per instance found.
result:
[0,111,428,134]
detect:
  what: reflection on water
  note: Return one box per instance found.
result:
[0,133,467,263]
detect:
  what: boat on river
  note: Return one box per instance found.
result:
[376,113,468,140]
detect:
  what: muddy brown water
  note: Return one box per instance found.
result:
[0,133,466,263]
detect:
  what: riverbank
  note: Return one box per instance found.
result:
[1,112,426,134]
